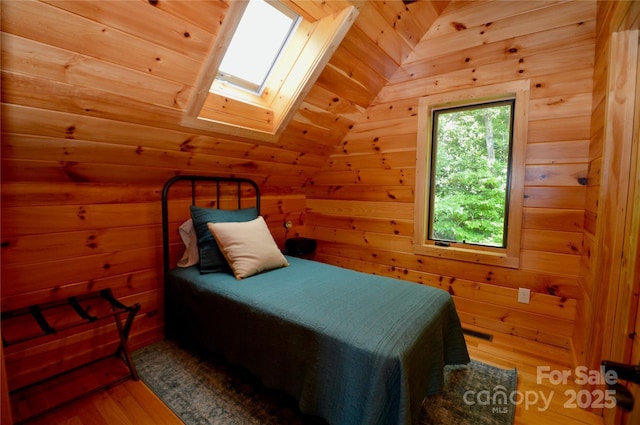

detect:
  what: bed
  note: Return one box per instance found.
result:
[161,175,470,425]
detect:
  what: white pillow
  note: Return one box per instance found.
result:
[207,216,289,279]
[177,219,199,267]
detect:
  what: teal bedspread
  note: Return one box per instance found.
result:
[166,256,469,425]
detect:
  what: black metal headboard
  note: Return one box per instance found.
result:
[161,175,260,275]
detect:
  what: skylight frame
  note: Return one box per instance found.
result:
[213,0,301,95]
[183,2,359,140]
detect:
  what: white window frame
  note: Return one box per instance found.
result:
[414,81,530,268]
[214,0,301,95]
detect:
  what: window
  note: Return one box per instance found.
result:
[215,0,300,95]
[430,100,514,247]
[183,2,359,140]
[414,81,529,268]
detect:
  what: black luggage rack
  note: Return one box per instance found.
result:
[2,288,140,424]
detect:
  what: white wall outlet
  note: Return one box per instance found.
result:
[518,288,531,304]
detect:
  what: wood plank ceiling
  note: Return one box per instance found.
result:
[1,0,449,188]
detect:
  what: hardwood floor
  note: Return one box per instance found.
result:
[463,324,604,425]
[20,379,183,425]
[20,329,605,425]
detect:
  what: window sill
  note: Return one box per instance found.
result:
[413,243,519,269]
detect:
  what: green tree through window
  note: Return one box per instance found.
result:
[429,100,514,247]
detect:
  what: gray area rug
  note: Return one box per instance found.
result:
[132,340,516,425]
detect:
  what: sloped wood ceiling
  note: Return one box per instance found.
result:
[1,0,448,187]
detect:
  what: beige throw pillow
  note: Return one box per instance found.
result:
[207,216,289,279]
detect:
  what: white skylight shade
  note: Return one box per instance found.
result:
[216,0,299,93]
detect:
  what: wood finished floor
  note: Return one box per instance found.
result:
[21,328,605,425]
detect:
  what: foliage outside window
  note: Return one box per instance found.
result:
[430,100,514,247]
[414,81,529,268]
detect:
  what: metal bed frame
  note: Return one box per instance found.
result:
[161,175,261,276]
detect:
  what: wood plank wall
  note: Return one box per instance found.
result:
[0,0,443,391]
[1,0,621,397]
[574,0,640,379]
[306,0,597,350]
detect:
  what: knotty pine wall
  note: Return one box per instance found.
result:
[2,0,632,399]
[0,0,446,391]
[575,0,640,380]
[307,0,597,351]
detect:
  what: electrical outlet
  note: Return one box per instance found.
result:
[517,288,531,304]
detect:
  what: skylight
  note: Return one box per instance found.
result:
[185,2,358,139]
[214,0,300,94]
